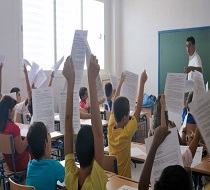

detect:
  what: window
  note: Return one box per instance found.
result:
[22,0,104,70]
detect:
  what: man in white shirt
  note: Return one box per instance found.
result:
[184,36,202,80]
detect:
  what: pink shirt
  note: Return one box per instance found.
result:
[182,148,193,167]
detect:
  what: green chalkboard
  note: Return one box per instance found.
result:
[158,26,210,94]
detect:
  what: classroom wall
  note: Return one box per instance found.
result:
[114,0,210,128]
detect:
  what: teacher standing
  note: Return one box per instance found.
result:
[184,36,202,80]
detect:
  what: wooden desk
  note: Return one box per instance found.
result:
[191,156,210,175]
[104,142,146,163]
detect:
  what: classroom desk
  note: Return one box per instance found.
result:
[16,123,64,139]
[191,156,210,175]
[104,142,146,163]
[54,113,108,127]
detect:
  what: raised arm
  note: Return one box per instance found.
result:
[188,128,201,158]
[87,55,104,167]
[133,70,147,120]
[184,66,202,74]
[139,125,170,190]
[48,71,54,87]
[62,56,75,155]
[0,63,3,99]
[160,95,166,127]
[111,72,125,114]
[23,64,31,104]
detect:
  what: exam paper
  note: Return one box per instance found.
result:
[180,146,203,167]
[59,91,66,134]
[0,54,5,65]
[164,73,186,114]
[193,71,205,101]
[28,62,41,85]
[117,185,137,190]
[33,68,47,88]
[188,91,210,154]
[109,74,119,90]
[121,70,138,111]
[131,147,146,157]
[32,87,54,132]
[22,59,31,67]
[51,56,64,73]
[185,80,194,93]
[145,128,183,189]
[3,92,16,100]
[206,82,209,92]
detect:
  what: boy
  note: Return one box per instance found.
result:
[63,55,107,189]
[108,70,147,178]
[26,122,64,190]
[104,82,114,111]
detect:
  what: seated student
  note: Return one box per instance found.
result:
[108,70,148,178]
[26,122,64,190]
[138,124,191,190]
[0,63,3,100]
[63,55,108,189]
[0,96,30,171]
[104,82,114,111]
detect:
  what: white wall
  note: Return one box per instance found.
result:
[114,0,210,128]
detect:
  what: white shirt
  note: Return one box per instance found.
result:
[188,51,202,80]
[14,101,29,124]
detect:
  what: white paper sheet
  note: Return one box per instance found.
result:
[121,70,138,111]
[149,116,154,132]
[164,73,186,114]
[22,59,31,67]
[73,91,81,134]
[33,68,47,88]
[59,91,66,134]
[179,113,188,136]
[109,74,119,90]
[206,82,209,92]
[32,87,54,132]
[188,90,210,154]
[180,146,203,167]
[193,71,205,101]
[28,62,41,85]
[131,147,146,157]
[117,185,137,190]
[3,92,16,100]
[0,54,5,65]
[185,80,194,93]
[20,128,28,137]
[51,56,64,73]
[145,128,183,189]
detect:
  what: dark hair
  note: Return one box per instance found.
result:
[186,36,195,45]
[154,165,191,190]
[113,96,129,123]
[0,96,17,132]
[10,87,20,94]
[105,82,113,98]
[27,122,48,159]
[28,97,33,116]
[153,95,169,129]
[76,126,94,168]
[79,87,87,100]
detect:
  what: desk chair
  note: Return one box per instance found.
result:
[6,178,35,190]
[103,155,118,174]
[0,134,27,188]
[0,154,5,188]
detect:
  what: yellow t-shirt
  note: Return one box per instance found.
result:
[108,114,137,178]
[64,154,108,190]
[205,183,210,190]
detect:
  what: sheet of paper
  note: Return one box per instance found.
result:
[33,68,47,88]
[32,87,54,132]
[85,38,92,68]
[51,56,64,73]
[131,147,146,157]
[179,113,188,136]
[3,92,16,100]
[180,146,203,167]
[20,128,28,137]
[206,82,209,92]
[73,91,81,134]
[149,117,154,132]
[104,146,109,152]
[22,59,31,67]
[0,54,5,65]
[59,91,67,134]
[185,80,194,93]
[188,90,210,154]
[193,71,205,101]
[145,128,183,189]
[28,62,41,85]
[121,70,138,111]
[164,73,186,114]
[109,74,119,90]
[117,185,137,190]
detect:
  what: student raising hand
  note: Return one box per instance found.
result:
[62,56,75,83]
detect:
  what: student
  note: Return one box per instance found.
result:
[0,95,30,171]
[138,124,191,190]
[26,122,64,190]
[79,87,89,110]
[0,63,3,99]
[63,55,107,189]
[108,70,148,178]
[104,82,114,111]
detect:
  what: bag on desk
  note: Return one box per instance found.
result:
[142,93,156,108]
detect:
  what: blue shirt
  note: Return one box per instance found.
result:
[26,159,64,190]
[104,99,113,111]
[182,107,196,124]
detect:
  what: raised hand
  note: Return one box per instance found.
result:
[88,55,100,80]
[62,56,75,84]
